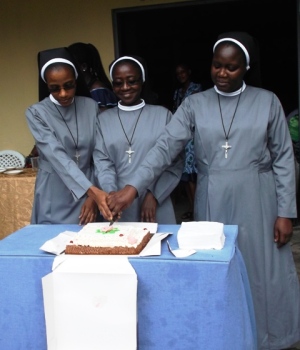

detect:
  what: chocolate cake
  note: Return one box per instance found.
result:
[65,224,152,255]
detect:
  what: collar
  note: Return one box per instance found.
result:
[214,82,246,96]
[118,99,145,111]
[49,94,74,106]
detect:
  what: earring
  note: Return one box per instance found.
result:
[81,63,88,72]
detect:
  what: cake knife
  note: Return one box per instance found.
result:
[109,215,118,226]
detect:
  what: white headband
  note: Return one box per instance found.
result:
[109,56,145,82]
[41,58,78,82]
[213,38,250,70]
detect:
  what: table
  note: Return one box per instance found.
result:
[0,224,257,350]
[0,168,36,239]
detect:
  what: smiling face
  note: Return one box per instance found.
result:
[211,42,247,93]
[112,61,143,106]
[45,64,76,106]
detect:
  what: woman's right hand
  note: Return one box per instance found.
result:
[79,196,98,225]
[107,185,137,217]
[140,191,157,222]
[87,186,112,221]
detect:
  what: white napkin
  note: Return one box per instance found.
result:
[139,233,171,256]
[167,240,196,258]
[40,231,77,255]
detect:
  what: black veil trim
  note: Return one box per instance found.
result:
[37,47,91,101]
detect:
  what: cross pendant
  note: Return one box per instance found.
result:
[222,140,231,159]
[75,150,80,165]
[125,146,134,164]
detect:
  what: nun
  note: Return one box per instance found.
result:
[26,47,111,224]
[107,32,300,349]
[93,55,183,223]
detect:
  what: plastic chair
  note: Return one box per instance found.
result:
[0,150,25,168]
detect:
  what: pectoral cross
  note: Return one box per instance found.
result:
[126,146,134,163]
[222,140,231,159]
[75,149,80,165]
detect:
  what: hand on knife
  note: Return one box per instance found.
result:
[109,213,122,226]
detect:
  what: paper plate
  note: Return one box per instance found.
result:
[5,166,15,170]
[4,169,24,175]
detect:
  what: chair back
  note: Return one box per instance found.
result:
[0,150,25,168]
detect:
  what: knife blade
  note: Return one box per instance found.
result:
[109,215,118,226]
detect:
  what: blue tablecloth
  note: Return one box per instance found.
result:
[0,224,257,350]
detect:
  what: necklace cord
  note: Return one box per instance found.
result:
[53,99,79,150]
[218,88,242,141]
[117,107,144,146]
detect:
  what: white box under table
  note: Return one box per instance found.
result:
[42,255,137,350]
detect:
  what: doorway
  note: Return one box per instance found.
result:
[113,0,298,113]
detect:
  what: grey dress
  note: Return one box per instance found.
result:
[26,96,99,224]
[127,86,300,349]
[94,104,183,224]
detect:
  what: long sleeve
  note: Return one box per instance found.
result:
[25,100,96,201]
[267,94,297,217]
[128,99,194,195]
[147,111,184,204]
[93,116,118,193]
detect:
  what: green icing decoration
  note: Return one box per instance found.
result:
[96,228,120,234]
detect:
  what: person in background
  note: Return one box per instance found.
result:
[24,144,39,168]
[106,32,300,349]
[93,55,183,223]
[25,47,112,224]
[286,108,300,225]
[68,42,118,111]
[287,108,300,164]
[172,63,202,220]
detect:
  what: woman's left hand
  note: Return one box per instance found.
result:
[140,191,157,222]
[79,197,98,225]
[274,217,293,248]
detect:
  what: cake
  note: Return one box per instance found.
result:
[65,223,152,255]
[177,221,225,250]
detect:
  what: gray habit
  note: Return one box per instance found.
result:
[128,86,300,349]
[94,104,183,223]
[26,96,99,224]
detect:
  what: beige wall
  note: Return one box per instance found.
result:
[0,0,187,156]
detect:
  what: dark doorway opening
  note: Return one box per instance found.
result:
[113,0,298,113]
